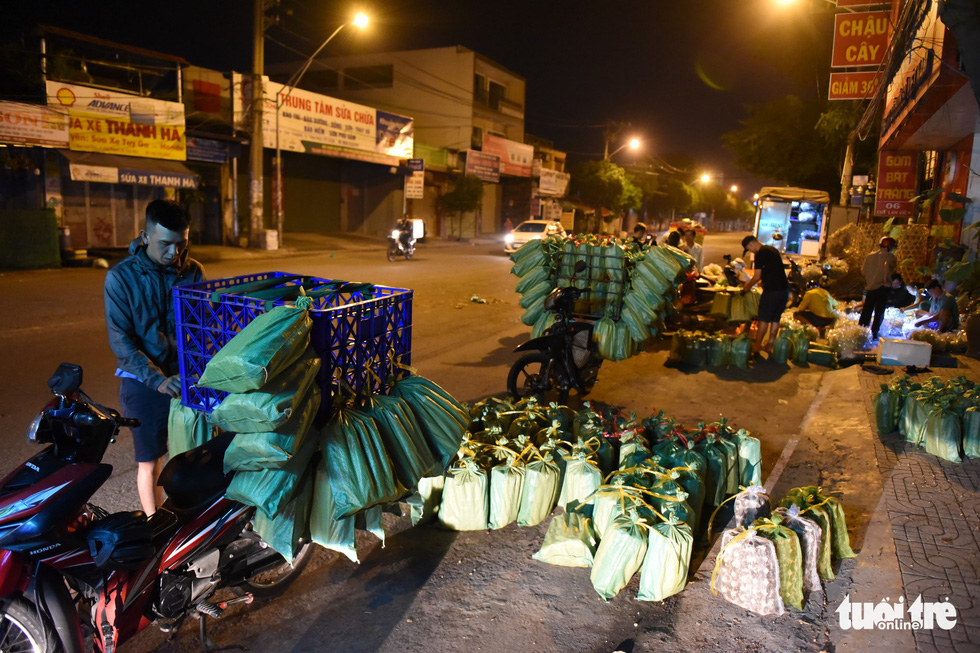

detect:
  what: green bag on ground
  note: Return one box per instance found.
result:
[558,453,602,510]
[209,348,321,433]
[637,520,693,602]
[730,334,752,369]
[197,299,312,393]
[806,348,838,368]
[532,511,598,568]
[590,512,649,600]
[900,393,930,446]
[753,517,804,611]
[591,485,631,539]
[923,404,963,463]
[408,475,445,526]
[518,458,561,527]
[439,461,489,531]
[791,328,809,365]
[653,496,695,530]
[225,425,318,519]
[733,429,762,487]
[168,398,212,457]
[824,496,857,559]
[672,466,705,527]
[710,334,732,368]
[489,462,525,530]
[222,382,321,473]
[802,504,835,580]
[771,332,793,365]
[310,456,358,563]
[696,439,728,507]
[364,393,438,490]
[252,459,313,564]
[321,408,405,519]
[873,384,902,435]
[964,407,980,459]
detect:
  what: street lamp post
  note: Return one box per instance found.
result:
[604,137,641,161]
[273,14,368,245]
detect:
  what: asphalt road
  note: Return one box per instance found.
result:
[0,233,829,652]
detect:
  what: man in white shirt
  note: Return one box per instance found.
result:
[682,229,703,273]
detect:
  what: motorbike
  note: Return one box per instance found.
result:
[507,262,603,403]
[386,228,416,261]
[0,363,312,653]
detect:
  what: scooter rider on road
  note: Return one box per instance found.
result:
[395,213,413,248]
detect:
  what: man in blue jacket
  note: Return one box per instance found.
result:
[104,199,205,515]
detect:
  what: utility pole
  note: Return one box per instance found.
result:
[248,0,266,248]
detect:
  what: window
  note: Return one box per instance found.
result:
[303,69,339,93]
[474,73,486,104]
[919,150,938,190]
[516,222,547,233]
[488,81,505,110]
[343,64,393,90]
[471,126,483,150]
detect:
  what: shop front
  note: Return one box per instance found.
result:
[753,187,830,258]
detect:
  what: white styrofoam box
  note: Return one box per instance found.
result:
[878,337,932,367]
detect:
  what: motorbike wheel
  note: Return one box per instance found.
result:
[0,598,59,653]
[386,245,397,262]
[507,352,567,403]
[237,541,314,600]
[405,248,413,260]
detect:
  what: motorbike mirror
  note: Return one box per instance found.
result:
[49,363,83,395]
[574,260,587,274]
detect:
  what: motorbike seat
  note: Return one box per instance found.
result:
[158,432,235,512]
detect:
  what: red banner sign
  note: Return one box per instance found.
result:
[832,11,890,68]
[828,71,882,100]
[874,151,917,218]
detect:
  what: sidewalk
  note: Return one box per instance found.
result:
[856,360,980,652]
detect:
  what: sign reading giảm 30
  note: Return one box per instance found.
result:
[45,80,187,160]
[262,81,413,165]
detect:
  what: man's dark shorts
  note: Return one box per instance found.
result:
[758,289,790,323]
[794,310,835,328]
[119,378,170,463]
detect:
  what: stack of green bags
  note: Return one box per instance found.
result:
[874,374,980,463]
[669,330,754,369]
[510,236,694,362]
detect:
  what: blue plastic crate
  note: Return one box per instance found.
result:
[174,271,412,414]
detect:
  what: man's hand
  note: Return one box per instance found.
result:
[157,375,181,398]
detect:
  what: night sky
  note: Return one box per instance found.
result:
[7,0,839,193]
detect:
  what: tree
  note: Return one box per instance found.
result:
[723,95,878,198]
[438,175,484,238]
[569,160,641,232]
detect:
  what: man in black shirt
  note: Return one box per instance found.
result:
[741,235,790,355]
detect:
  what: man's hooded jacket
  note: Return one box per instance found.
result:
[104,237,205,390]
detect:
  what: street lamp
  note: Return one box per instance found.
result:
[700,173,711,184]
[604,137,641,161]
[273,13,368,243]
[730,185,739,193]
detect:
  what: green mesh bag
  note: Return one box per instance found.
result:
[637,519,693,602]
[558,453,602,510]
[363,393,438,490]
[590,512,649,600]
[873,384,902,435]
[517,457,561,527]
[752,517,804,611]
[964,407,980,459]
[439,460,489,531]
[733,429,762,488]
[923,403,963,463]
[489,462,526,530]
[167,398,212,457]
[532,511,598,568]
[197,299,312,393]
[252,459,313,564]
[310,455,358,563]
[771,332,793,365]
[209,348,321,433]
[730,334,752,369]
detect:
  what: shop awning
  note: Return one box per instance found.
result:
[60,150,198,189]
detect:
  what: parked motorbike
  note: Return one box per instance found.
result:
[387,229,416,261]
[0,363,312,653]
[507,262,603,403]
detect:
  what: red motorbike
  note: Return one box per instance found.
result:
[0,364,313,653]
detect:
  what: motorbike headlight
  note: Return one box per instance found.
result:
[391,230,400,239]
[25,411,44,444]
[504,233,514,244]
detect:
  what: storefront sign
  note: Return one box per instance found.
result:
[465,149,500,183]
[837,0,880,7]
[405,158,424,199]
[46,81,186,160]
[874,151,917,218]
[0,101,69,147]
[828,71,882,101]
[831,11,890,68]
[538,168,571,197]
[262,80,413,165]
[68,161,198,188]
[187,137,235,163]
[482,133,533,177]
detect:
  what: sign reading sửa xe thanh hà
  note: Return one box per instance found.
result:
[45,81,187,160]
[262,80,413,166]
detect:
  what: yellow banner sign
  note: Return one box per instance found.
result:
[46,81,186,160]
